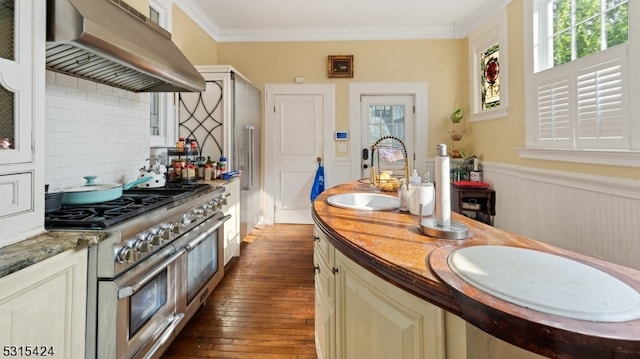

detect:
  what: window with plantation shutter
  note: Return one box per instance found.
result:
[533,45,628,150]
[536,75,571,147]
[576,56,627,149]
[521,0,640,167]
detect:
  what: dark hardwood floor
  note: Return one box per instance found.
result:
[162,224,318,359]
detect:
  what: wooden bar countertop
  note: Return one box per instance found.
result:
[312,181,640,359]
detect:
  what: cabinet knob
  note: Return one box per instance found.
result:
[314,265,320,273]
[332,267,339,275]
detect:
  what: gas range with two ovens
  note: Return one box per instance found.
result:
[46,182,230,359]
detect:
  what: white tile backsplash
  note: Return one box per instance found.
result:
[45,71,151,191]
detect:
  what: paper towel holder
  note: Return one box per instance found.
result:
[418,143,469,240]
[418,204,470,240]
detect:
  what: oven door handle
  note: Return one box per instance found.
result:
[184,214,232,251]
[139,313,184,359]
[117,248,185,299]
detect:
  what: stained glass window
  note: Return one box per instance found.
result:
[481,44,500,110]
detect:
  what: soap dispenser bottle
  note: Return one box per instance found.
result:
[399,179,410,211]
[409,169,421,186]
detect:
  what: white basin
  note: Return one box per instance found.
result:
[327,192,399,211]
[448,245,640,322]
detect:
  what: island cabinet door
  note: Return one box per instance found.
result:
[335,251,446,359]
[314,251,335,359]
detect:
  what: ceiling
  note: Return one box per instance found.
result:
[188,0,513,42]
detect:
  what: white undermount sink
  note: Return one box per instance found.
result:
[448,245,640,322]
[326,192,399,211]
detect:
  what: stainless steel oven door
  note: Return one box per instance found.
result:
[175,211,230,332]
[97,244,184,359]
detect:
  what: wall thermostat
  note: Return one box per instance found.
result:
[335,131,349,141]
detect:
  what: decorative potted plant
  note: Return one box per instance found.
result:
[447,105,465,158]
[448,107,464,141]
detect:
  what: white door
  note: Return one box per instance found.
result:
[265,84,335,225]
[272,94,324,224]
[360,95,415,179]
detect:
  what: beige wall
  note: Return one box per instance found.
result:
[177,0,638,180]
[126,0,148,14]
[171,6,218,65]
[218,40,467,159]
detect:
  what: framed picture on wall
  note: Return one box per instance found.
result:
[328,55,354,78]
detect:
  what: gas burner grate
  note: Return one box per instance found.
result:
[45,194,176,229]
[47,208,99,221]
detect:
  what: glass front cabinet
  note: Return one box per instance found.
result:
[0,0,45,246]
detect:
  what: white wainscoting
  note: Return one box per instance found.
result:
[481,162,640,270]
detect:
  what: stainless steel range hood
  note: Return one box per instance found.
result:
[46,0,206,92]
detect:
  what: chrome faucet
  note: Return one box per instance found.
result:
[369,135,410,187]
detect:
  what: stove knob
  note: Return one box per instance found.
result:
[159,228,173,240]
[170,222,183,234]
[135,239,152,253]
[147,233,163,246]
[192,208,204,218]
[202,205,213,217]
[116,246,135,263]
[182,213,192,225]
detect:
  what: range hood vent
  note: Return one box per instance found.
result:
[46,0,206,92]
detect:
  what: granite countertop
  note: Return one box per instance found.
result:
[312,181,640,358]
[0,231,106,278]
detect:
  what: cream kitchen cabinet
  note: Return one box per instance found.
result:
[313,227,545,359]
[0,247,88,359]
[221,179,241,264]
[313,229,336,359]
[314,229,446,359]
[0,0,46,247]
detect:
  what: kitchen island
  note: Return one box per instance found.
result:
[312,181,640,359]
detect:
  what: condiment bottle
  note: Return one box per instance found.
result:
[218,156,227,177]
[399,179,410,211]
[196,157,205,179]
[204,156,213,180]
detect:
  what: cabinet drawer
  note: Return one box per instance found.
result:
[0,172,33,218]
[314,251,335,302]
[314,230,334,267]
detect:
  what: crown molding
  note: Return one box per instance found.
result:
[174,0,514,43]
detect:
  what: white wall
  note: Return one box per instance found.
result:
[44,71,151,191]
[483,163,640,270]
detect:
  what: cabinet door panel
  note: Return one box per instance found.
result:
[0,248,87,359]
[0,172,32,218]
[222,179,240,263]
[315,276,335,359]
[336,251,445,359]
[0,0,36,164]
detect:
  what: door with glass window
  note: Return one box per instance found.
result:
[360,96,414,179]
